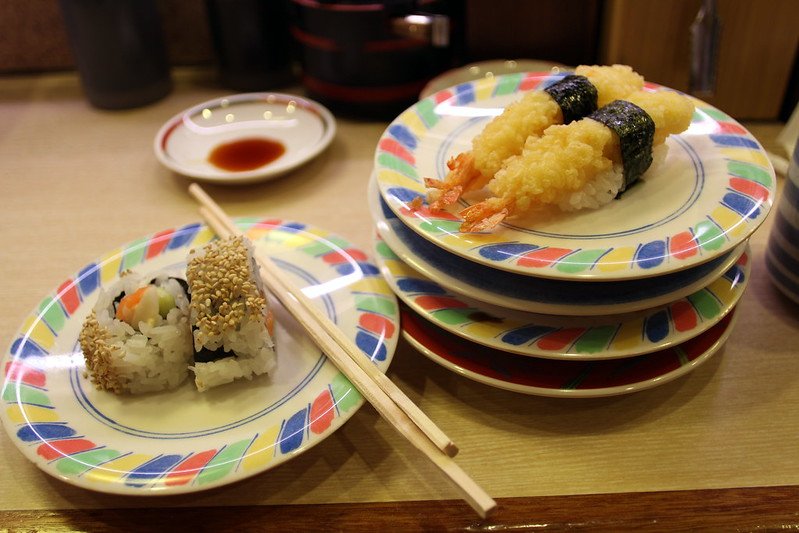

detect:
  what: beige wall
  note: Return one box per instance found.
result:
[0,0,212,72]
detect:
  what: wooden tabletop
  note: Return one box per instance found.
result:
[1,69,797,531]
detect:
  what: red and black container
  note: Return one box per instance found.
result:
[289,0,464,118]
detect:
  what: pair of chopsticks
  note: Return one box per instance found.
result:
[188,184,496,519]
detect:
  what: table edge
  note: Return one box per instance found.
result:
[4,484,799,531]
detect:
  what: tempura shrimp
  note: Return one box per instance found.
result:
[459,90,694,232]
[424,64,646,210]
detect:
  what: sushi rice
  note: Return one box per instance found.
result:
[556,144,667,211]
[79,272,193,394]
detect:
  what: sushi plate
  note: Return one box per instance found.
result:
[401,305,737,398]
[419,59,567,99]
[369,175,747,316]
[154,93,336,184]
[0,219,399,495]
[374,71,775,281]
[375,233,749,360]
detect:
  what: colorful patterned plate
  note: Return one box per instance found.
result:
[374,71,774,281]
[370,176,747,316]
[402,305,736,398]
[377,234,749,359]
[419,59,566,99]
[0,220,399,494]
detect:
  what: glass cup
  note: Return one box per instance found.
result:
[765,138,799,304]
[205,0,296,91]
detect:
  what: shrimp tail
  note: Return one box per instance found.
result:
[425,152,487,210]
[459,198,513,232]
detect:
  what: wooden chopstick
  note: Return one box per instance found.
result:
[190,184,457,457]
[190,186,496,518]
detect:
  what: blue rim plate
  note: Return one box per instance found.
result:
[369,175,746,316]
[401,305,737,398]
[0,219,399,495]
[376,233,749,360]
[374,71,775,281]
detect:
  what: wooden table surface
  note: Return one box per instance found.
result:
[1,69,797,531]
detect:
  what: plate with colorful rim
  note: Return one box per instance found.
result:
[374,71,775,281]
[154,93,336,184]
[376,234,749,360]
[419,59,567,99]
[0,219,399,494]
[401,305,737,398]
[369,175,747,316]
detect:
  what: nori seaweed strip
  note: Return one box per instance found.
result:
[112,291,126,313]
[172,277,190,301]
[589,99,655,195]
[191,324,236,362]
[193,344,233,363]
[543,75,598,124]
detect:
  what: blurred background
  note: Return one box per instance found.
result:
[1,0,797,120]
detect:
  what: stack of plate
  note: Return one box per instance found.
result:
[368,71,776,398]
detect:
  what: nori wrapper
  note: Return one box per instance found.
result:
[544,75,598,124]
[589,99,655,195]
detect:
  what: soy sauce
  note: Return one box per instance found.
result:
[208,137,285,172]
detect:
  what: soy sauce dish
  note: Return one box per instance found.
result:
[154,93,336,184]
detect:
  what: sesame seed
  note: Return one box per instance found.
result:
[79,311,125,394]
[186,236,268,345]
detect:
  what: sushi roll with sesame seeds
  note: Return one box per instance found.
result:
[186,235,276,392]
[79,271,193,394]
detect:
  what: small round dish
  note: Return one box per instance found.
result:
[0,219,398,494]
[369,175,746,316]
[375,71,775,280]
[401,305,736,398]
[155,93,336,184]
[376,234,749,359]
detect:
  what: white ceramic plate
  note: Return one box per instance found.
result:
[0,219,399,494]
[402,305,736,398]
[369,175,746,315]
[374,71,775,281]
[376,234,749,359]
[154,93,335,184]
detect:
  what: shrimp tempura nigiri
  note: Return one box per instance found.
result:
[458,90,695,232]
[424,64,645,210]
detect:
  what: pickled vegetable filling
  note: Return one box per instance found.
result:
[112,277,187,330]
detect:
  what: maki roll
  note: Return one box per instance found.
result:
[459,89,695,232]
[186,235,276,392]
[79,272,193,394]
[79,236,277,394]
[424,64,646,209]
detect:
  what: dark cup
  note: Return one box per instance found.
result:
[205,0,296,91]
[289,0,464,118]
[59,0,172,110]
